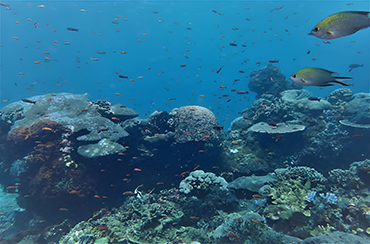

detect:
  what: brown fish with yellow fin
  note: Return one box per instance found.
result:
[309,11,370,39]
[290,68,352,87]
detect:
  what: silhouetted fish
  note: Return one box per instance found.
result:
[67,27,78,32]
[349,64,363,69]
[308,97,321,101]
[22,99,36,104]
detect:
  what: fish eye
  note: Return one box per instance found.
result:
[292,75,297,78]
[314,27,319,32]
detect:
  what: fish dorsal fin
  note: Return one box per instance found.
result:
[342,11,370,16]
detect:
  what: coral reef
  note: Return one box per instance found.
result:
[173,105,222,143]
[179,170,228,194]
[248,65,300,97]
[274,166,327,184]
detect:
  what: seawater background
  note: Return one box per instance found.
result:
[0,0,369,128]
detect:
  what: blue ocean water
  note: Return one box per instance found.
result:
[1,0,369,127]
[1,1,370,243]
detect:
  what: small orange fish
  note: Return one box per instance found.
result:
[137,76,144,79]
[198,150,205,153]
[42,114,50,117]
[34,61,41,64]
[69,190,80,194]
[212,166,219,168]
[219,85,226,88]
[6,186,17,189]
[193,165,200,171]
[18,72,26,75]
[94,195,101,198]
[53,41,59,43]
[203,135,210,138]
[42,127,53,131]
[227,233,240,239]
[189,108,195,111]
[115,93,121,96]
[27,18,32,21]
[251,219,263,225]
[64,42,71,45]
[352,134,363,137]
[156,182,164,185]
[13,37,20,40]
[111,117,120,120]
[59,208,68,211]
[179,171,189,177]
[252,194,264,199]
[92,58,99,61]
[199,95,205,97]
[190,216,199,220]
[134,168,142,171]
[231,141,239,145]
[15,21,21,24]
[118,152,126,155]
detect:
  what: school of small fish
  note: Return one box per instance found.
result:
[0,2,369,201]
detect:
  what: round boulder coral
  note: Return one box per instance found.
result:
[172,105,222,143]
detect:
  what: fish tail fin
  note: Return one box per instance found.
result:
[334,80,353,86]
[334,76,352,79]
[361,64,364,67]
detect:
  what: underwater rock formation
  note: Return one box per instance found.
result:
[248,65,300,98]
[274,166,327,184]
[172,105,222,143]
[228,174,277,192]
[77,138,126,158]
[179,170,228,194]
[1,93,130,144]
[340,93,370,128]
[250,122,305,134]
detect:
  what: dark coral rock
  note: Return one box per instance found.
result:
[248,65,300,98]
[7,120,65,157]
[173,106,222,143]
[274,166,327,184]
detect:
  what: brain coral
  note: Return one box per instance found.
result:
[173,105,221,143]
